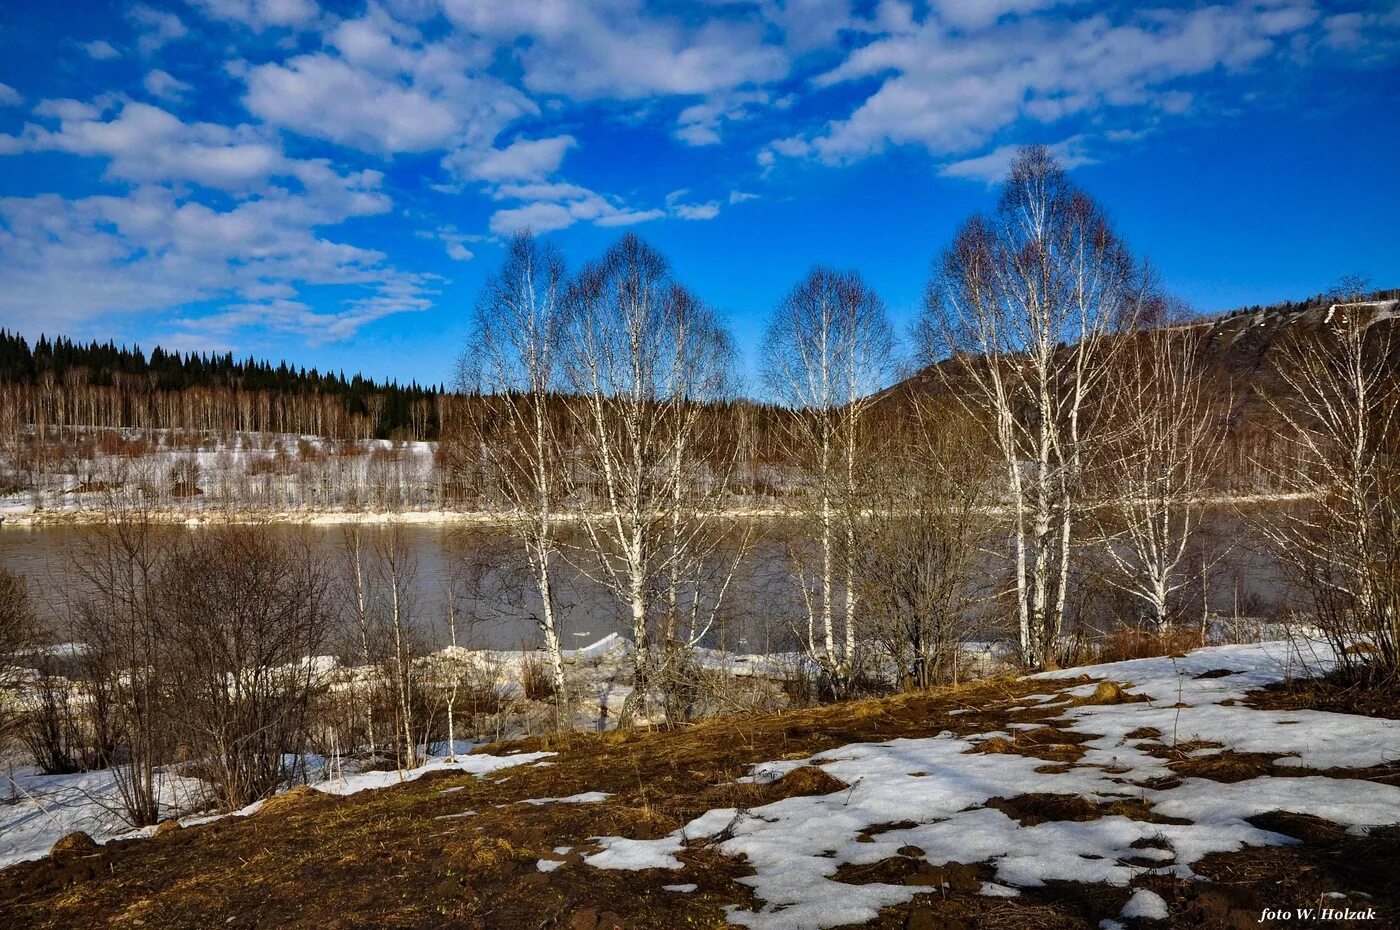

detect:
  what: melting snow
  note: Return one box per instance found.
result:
[0,749,553,870]
[1121,888,1169,919]
[519,791,610,806]
[582,640,1400,930]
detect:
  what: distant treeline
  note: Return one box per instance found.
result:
[1211,287,1399,319]
[0,331,446,440]
[2,286,1394,444]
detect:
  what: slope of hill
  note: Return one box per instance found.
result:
[885,290,1399,400]
[2,639,1397,930]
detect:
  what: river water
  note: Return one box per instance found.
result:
[0,521,803,652]
[0,513,1285,652]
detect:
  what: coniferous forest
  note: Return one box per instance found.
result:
[0,331,446,440]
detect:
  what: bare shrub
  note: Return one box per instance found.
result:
[857,405,996,689]
[1094,624,1203,664]
[0,568,34,751]
[157,528,332,811]
[518,650,557,702]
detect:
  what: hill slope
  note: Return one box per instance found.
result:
[2,641,1398,929]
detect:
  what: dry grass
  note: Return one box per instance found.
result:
[1092,625,1203,664]
[1,670,1396,930]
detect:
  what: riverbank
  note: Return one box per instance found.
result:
[0,505,792,528]
[0,493,1312,528]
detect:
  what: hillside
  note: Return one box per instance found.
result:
[883,290,1400,416]
[3,640,1397,930]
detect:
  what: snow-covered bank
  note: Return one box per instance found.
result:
[581,639,1400,930]
[0,745,554,871]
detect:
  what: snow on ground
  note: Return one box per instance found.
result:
[0,766,207,871]
[311,750,552,797]
[0,746,553,871]
[519,791,610,806]
[582,640,1400,930]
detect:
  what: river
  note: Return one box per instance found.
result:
[0,511,1286,653]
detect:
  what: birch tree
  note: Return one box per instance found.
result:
[1099,326,1226,626]
[561,233,737,725]
[460,231,569,705]
[373,527,422,771]
[339,527,379,757]
[762,267,895,692]
[1262,299,1399,682]
[921,146,1148,669]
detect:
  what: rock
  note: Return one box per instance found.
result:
[51,831,98,857]
[568,907,599,930]
[764,765,849,800]
[258,785,319,816]
[1082,680,1145,705]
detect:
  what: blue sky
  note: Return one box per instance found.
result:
[0,0,1396,390]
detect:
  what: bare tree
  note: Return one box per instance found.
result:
[762,266,895,693]
[1262,302,1399,682]
[338,526,381,757]
[373,526,423,771]
[1097,326,1226,626]
[561,233,738,725]
[436,577,476,761]
[459,231,569,707]
[921,146,1150,669]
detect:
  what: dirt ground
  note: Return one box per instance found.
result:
[1,673,1395,930]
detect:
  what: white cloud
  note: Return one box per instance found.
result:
[779,1,1323,165]
[674,201,720,221]
[242,13,533,155]
[129,5,189,55]
[418,226,477,262]
[0,84,21,108]
[0,91,423,343]
[7,100,387,207]
[939,136,1093,183]
[674,90,772,146]
[488,185,665,236]
[728,190,760,204]
[442,0,789,100]
[186,0,320,31]
[594,208,667,228]
[143,70,194,102]
[0,187,428,342]
[932,0,1061,32]
[447,135,576,182]
[83,40,121,60]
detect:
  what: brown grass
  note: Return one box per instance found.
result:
[1,671,1396,930]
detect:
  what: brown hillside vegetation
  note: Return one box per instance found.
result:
[2,671,1396,930]
[879,296,1400,490]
